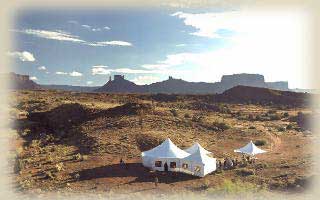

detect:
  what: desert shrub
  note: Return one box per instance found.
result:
[200,180,211,190]
[218,104,231,114]
[55,162,64,172]
[294,127,302,132]
[255,163,269,169]
[277,127,286,132]
[248,126,256,129]
[207,179,261,196]
[237,115,248,120]
[44,171,56,179]
[269,114,281,120]
[254,140,266,146]
[255,115,261,121]
[286,124,293,130]
[20,129,31,137]
[283,112,289,118]
[267,110,277,114]
[170,109,178,117]
[184,113,191,118]
[73,153,87,161]
[236,168,255,176]
[235,111,241,116]
[16,102,27,110]
[192,114,204,123]
[248,114,254,121]
[212,121,230,131]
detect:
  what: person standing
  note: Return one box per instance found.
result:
[154,176,159,187]
[164,162,168,172]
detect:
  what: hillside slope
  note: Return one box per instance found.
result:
[216,85,310,106]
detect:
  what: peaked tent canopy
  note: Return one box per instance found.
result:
[181,148,216,177]
[184,142,212,155]
[142,138,190,158]
[141,138,190,171]
[234,140,267,156]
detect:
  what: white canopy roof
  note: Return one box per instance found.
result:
[234,140,267,156]
[184,142,212,155]
[141,138,190,158]
[182,148,215,164]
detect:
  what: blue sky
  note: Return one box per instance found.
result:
[8,7,310,88]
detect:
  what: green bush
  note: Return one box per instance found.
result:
[277,127,286,132]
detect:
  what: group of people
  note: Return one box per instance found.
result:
[216,155,256,170]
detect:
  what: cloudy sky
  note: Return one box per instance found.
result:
[8,7,311,88]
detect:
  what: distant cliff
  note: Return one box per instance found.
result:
[94,73,290,94]
[94,75,144,93]
[2,72,41,90]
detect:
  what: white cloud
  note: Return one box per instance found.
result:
[149,10,310,88]
[176,44,186,47]
[81,25,91,29]
[12,29,132,47]
[171,11,243,38]
[131,76,160,85]
[56,71,68,75]
[7,51,35,62]
[30,76,38,81]
[92,66,111,75]
[104,26,111,30]
[91,28,101,32]
[13,29,85,43]
[69,71,83,77]
[86,81,93,85]
[142,53,191,70]
[56,71,83,77]
[113,68,153,74]
[92,41,133,47]
[38,66,46,71]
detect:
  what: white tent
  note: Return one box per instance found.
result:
[180,148,216,177]
[141,138,190,171]
[234,140,267,156]
[184,142,212,155]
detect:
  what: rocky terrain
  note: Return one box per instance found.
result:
[6,86,316,198]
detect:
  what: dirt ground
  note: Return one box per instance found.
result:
[7,90,316,198]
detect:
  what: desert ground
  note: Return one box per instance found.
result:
[7,89,315,198]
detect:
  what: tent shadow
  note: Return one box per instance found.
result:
[68,163,199,184]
